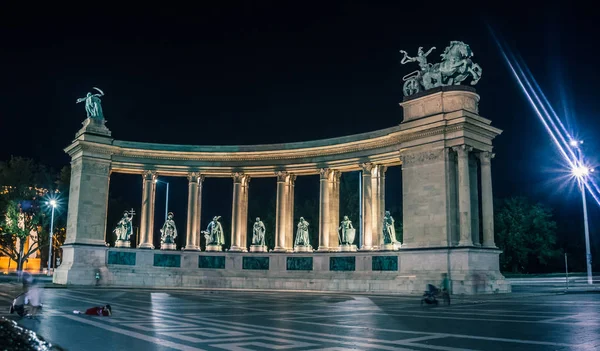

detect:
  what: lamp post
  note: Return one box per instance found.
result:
[47,200,57,274]
[155,178,169,222]
[570,139,594,285]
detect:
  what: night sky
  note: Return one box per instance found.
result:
[1,2,598,262]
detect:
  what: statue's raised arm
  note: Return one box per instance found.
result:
[399,49,415,65]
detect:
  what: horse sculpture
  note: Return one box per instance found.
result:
[400,41,482,97]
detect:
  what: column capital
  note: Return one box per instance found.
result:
[333,170,342,182]
[288,173,297,185]
[187,172,205,183]
[371,164,387,178]
[232,172,250,185]
[361,162,374,173]
[320,168,334,180]
[142,170,157,181]
[479,152,495,164]
[452,145,473,157]
[275,171,289,183]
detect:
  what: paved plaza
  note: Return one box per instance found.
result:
[1,284,599,351]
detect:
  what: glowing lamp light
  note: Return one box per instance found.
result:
[49,199,57,208]
[573,165,591,178]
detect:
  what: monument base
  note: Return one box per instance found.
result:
[229,246,248,252]
[205,244,222,252]
[53,244,109,286]
[339,244,357,252]
[114,240,130,248]
[249,245,267,253]
[294,245,313,253]
[161,243,177,250]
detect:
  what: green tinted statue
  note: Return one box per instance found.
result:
[252,217,266,246]
[400,41,482,96]
[203,216,225,246]
[76,87,105,119]
[114,209,134,247]
[338,215,355,245]
[294,217,310,247]
[160,212,178,250]
[382,211,401,246]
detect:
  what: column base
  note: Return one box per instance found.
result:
[339,244,357,252]
[249,245,267,253]
[160,243,177,250]
[294,245,313,252]
[273,246,288,253]
[229,246,248,252]
[458,240,473,246]
[115,240,131,248]
[184,245,201,251]
[137,243,155,249]
[358,245,374,251]
[317,246,330,252]
[205,244,223,252]
[482,242,497,248]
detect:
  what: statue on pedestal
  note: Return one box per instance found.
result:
[203,216,225,251]
[113,209,134,247]
[382,211,401,249]
[338,216,356,245]
[294,217,312,252]
[160,212,178,250]
[76,87,105,120]
[250,217,267,252]
[400,41,483,96]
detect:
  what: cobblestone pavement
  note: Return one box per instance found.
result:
[1,285,599,350]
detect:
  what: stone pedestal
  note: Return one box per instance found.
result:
[161,243,176,250]
[53,245,109,286]
[249,245,267,253]
[294,245,313,253]
[205,244,222,252]
[339,244,357,252]
[115,240,130,248]
[379,243,398,251]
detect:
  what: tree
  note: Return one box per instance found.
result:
[0,200,43,272]
[0,156,69,270]
[495,197,560,273]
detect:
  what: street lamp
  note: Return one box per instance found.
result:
[155,178,169,222]
[46,199,57,274]
[570,140,594,285]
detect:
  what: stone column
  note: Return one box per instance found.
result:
[230,172,250,252]
[469,155,480,246]
[453,145,473,246]
[274,171,290,252]
[138,170,157,249]
[371,165,386,249]
[285,174,296,250]
[480,152,496,247]
[329,171,341,250]
[360,163,373,250]
[318,168,333,251]
[185,173,203,251]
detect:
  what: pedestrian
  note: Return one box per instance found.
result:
[73,304,112,316]
[24,283,43,319]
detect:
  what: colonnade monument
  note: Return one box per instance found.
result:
[54,41,511,294]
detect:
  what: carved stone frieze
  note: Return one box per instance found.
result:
[400,149,444,167]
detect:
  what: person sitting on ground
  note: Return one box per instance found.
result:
[73,304,112,316]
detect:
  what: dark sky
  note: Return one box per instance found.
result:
[1,2,599,260]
